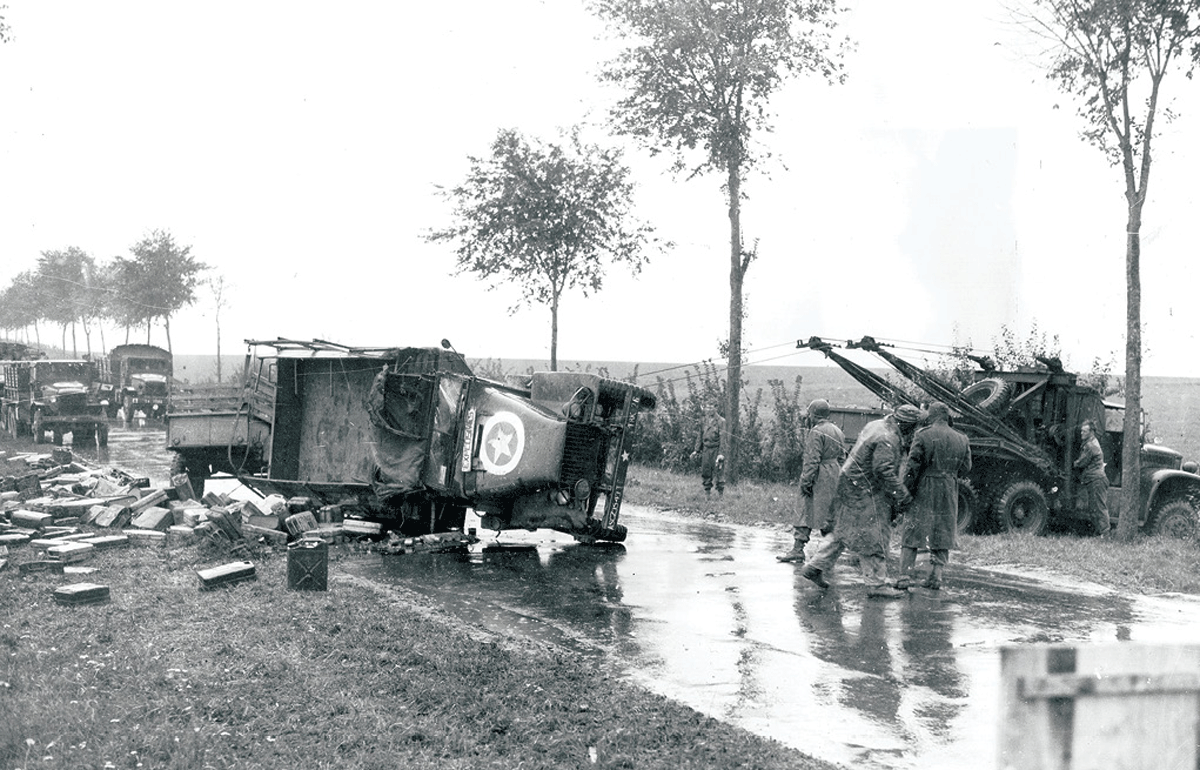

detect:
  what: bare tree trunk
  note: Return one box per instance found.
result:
[165,315,173,356]
[1117,208,1143,540]
[726,161,745,485]
[550,292,559,372]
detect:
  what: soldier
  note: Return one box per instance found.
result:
[897,401,972,591]
[1076,419,1110,535]
[778,399,846,564]
[801,404,922,599]
[691,400,726,496]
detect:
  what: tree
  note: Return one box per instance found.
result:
[1017,0,1200,539]
[208,275,230,382]
[35,247,98,357]
[121,229,208,354]
[592,0,847,483]
[427,128,660,370]
[0,5,11,45]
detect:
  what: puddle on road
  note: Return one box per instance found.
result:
[345,508,1200,770]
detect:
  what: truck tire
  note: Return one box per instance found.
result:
[995,480,1048,535]
[1148,499,1198,539]
[961,378,1014,415]
[5,408,17,439]
[52,429,64,446]
[957,479,978,535]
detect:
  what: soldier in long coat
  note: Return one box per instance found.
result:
[898,401,972,591]
[801,404,921,599]
[778,399,845,564]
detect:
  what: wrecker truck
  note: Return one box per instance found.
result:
[166,339,655,543]
[799,336,1200,537]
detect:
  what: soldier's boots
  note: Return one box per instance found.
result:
[776,542,807,563]
[800,564,829,588]
[894,547,918,590]
[921,565,944,591]
[867,584,907,599]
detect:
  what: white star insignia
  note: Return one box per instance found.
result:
[488,427,514,462]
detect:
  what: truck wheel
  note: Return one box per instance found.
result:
[961,378,1014,416]
[5,408,17,439]
[1148,500,1198,539]
[52,429,64,446]
[957,480,978,535]
[32,411,45,444]
[995,480,1048,535]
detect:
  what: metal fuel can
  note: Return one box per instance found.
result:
[287,538,328,591]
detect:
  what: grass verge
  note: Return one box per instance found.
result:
[0,538,832,770]
[623,463,1200,596]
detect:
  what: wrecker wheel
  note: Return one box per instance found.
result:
[994,480,1048,535]
[961,378,1014,415]
[956,479,978,535]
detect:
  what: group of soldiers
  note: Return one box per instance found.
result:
[777,399,973,599]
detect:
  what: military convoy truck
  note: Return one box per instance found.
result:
[166,339,656,543]
[2,358,110,446]
[95,344,173,423]
[800,336,1200,537]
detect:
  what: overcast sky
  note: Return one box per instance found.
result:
[2,1,1198,376]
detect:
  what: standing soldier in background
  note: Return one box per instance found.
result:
[778,399,845,564]
[897,401,972,591]
[1076,419,1110,535]
[692,400,726,496]
[801,404,922,599]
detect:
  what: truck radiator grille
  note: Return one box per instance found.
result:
[561,423,605,485]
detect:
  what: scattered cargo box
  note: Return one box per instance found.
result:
[53,582,110,606]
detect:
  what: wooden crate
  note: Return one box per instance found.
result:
[1000,643,1200,769]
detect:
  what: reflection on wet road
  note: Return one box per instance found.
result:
[345,508,1200,770]
[39,428,1200,768]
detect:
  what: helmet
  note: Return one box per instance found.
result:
[893,404,923,424]
[807,399,831,419]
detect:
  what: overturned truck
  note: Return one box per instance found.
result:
[800,336,1200,537]
[167,339,655,543]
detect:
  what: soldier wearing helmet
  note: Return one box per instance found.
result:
[801,404,921,599]
[778,398,845,564]
[897,401,972,591]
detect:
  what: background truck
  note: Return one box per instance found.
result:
[95,343,173,423]
[2,359,110,446]
[799,336,1200,537]
[166,339,656,543]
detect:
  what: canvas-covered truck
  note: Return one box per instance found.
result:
[799,336,1200,538]
[166,339,656,543]
[2,359,110,446]
[95,344,173,423]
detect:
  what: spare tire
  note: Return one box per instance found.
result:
[961,378,1013,415]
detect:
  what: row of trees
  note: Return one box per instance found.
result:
[0,230,208,357]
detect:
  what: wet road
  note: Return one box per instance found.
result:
[344,509,1200,770]
[46,426,1200,769]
